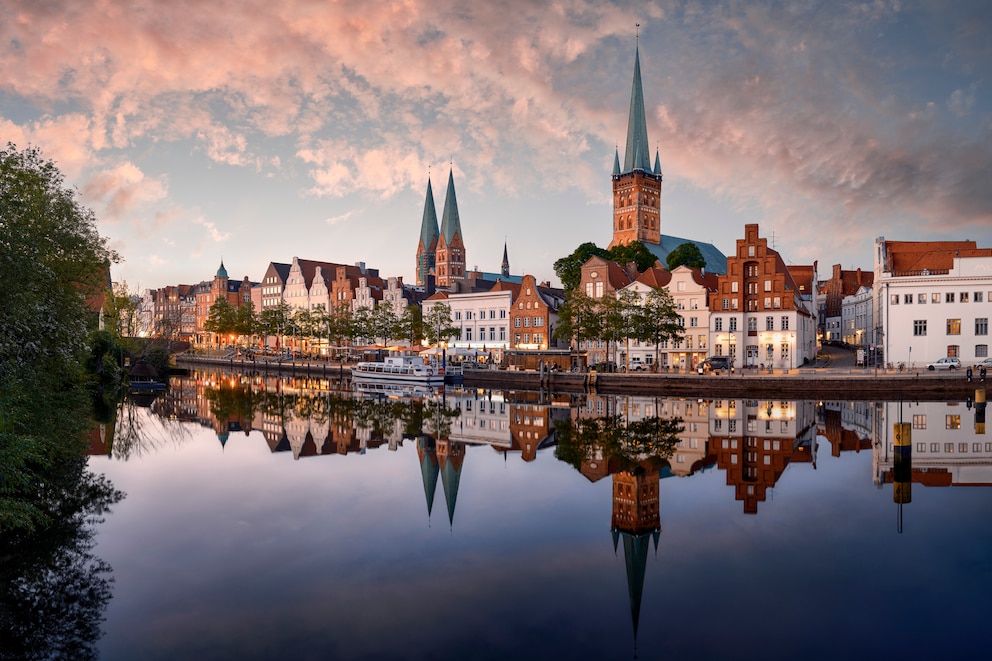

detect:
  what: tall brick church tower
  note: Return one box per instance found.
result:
[434,170,465,287]
[609,43,663,250]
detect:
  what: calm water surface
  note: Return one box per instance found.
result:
[87,370,992,660]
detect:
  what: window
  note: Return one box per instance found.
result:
[781,316,790,330]
[766,344,774,360]
[731,282,739,293]
[977,345,988,358]
[465,328,472,341]
[514,318,521,327]
[730,318,738,332]
[948,345,960,357]
[690,317,698,327]
[904,294,913,304]
[523,317,530,327]
[932,293,940,303]
[961,292,969,303]
[913,320,927,336]
[514,334,521,345]
[946,292,955,303]
[918,293,927,304]
[976,318,988,336]
[715,318,723,332]
[764,280,772,292]
[946,319,961,335]
[890,294,899,304]
[976,292,984,303]
[534,317,544,327]
[722,298,729,310]
[454,311,461,320]
[912,415,926,429]
[595,282,603,298]
[946,415,961,430]
[748,317,757,331]
[766,316,774,330]
[585,283,593,297]
[781,343,789,361]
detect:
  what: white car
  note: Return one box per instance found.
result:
[974,357,992,368]
[927,357,961,370]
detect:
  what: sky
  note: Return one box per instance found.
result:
[2,0,991,291]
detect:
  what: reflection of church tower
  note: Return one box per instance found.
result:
[436,438,465,527]
[435,170,465,287]
[417,435,440,520]
[416,179,440,287]
[610,43,662,250]
[611,467,661,644]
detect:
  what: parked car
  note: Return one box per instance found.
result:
[699,356,730,372]
[974,357,992,368]
[927,357,961,370]
[622,358,646,372]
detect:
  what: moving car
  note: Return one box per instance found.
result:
[927,357,961,370]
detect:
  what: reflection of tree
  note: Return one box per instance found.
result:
[109,393,192,461]
[0,455,123,661]
[554,414,684,472]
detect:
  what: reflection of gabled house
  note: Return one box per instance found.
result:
[708,398,817,514]
[448,392,511,448]
[507,402,554,461]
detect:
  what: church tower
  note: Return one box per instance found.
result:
[610,42,662,250]
[416,178,440,287]
[435,169,466,287]
[501,241,510,279]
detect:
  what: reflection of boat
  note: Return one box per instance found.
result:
[354,380,438,399]
[352,355,461,384]
[128,359,167,393]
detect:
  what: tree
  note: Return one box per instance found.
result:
[554,291,602,354]
[369,304,399,347]
[608,240,657,273]
[1,142,120,531]
[204,297,237,345]
[259,301,292,348]
[399,305,423,345]
[423,303,460,346]
[104,280,140,339]
[234,300,258,341]
[665,242,706,270]
[630,287,684,371]
[553,242,611,293]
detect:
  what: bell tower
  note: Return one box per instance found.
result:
[610,43,662,249]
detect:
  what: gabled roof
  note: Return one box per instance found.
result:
[425,291,449,301]
[265,262,292,284]
[788,265,817,296]
[634,266,671,288]
[439,170,462,245]
[643,235,728,275]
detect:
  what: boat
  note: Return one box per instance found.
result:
[353,380,439,400]
[351,355,461,384]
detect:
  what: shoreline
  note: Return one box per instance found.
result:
[175,355,985,400]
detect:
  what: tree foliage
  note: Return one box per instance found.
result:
[554,413,685,473]
[665,242,706,270]
[554,241,658,292]
[422,303,460,345]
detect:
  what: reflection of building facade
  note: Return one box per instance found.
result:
[447,391,511,449]
[708,398,817,513]
[874,400,992,487]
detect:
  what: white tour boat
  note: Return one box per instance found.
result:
[351,355,461,384]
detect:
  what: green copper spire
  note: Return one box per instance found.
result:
[623,44,653,174]
[216,260,228,279]
[613,148,621,176]
[419,178,440,251]
[439,169,462,246]
[653,148,662,176]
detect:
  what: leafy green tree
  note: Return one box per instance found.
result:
[630,287,684,371]
[609,240,658,273]
[235,300,258,341]
[259,300,292,348]
[369,303,399,347]
[665,242,706,270]
[554,291,602,353]
[554,413,684,473]
[423,302,460,345]
[1,141,122,547]
[553,242,611,292]
[204,297,237,345]
[399,305,423,345]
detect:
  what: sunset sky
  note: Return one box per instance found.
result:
[2,1,990,291]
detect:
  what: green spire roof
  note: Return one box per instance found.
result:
[439,169,462,245]
[653,148,662,176]
[613,148,621,176]
[216,260,228,279]
[623,45,654,174]
[419,179,440,251]
[417,437,439,518]
[440,455,462,527]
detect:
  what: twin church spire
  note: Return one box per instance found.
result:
[416,169,465,288]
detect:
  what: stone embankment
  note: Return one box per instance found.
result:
[176,354,982,401]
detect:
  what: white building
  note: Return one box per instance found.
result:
[423,286,514,354]
[874,237,992,367]
[841,285,874,349]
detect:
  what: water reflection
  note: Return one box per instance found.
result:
[87,369,992,660]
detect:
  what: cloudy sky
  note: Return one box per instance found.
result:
[2,0,990,291]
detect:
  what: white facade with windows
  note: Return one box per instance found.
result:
[874,239,992,368]
[424,289,512,353]
[841,285,874,348]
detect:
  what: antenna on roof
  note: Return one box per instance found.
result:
[770,230,777,250]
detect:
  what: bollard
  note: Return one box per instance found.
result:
[893,423,912,505]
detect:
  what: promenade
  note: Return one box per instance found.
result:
[176,345,984,401]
